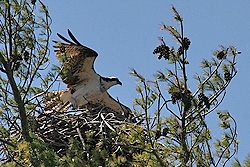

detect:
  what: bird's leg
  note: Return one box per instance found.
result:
[69,97,78,110]
[59,90,76,109]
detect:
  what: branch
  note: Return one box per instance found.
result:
[193,59,224,97]
[155,81,181,120]
[142,81,154,147]
[1,1,30,141]
[215,114,238,167]
[25,72,61,104]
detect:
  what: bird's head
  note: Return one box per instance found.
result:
[109,77,122,85]
[101,76,122,90]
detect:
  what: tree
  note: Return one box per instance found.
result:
[0,2,243,167]
[232,155,250,167]
[0,0,56,165]
[129,6,239,166]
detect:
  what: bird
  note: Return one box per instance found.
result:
[43,29,132,117]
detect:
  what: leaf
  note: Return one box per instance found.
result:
[166,26,181,42]
[156,71,167,81]
[130,69,145,82]
[243,154,250,167]
[167,70,174,77]
[150,92,158,101]
[231,159,241,167]
[217,111,230,121]
[136,85,143,93]
[200,59,211,68]
[171,6,183,22]
[168,84,179,94]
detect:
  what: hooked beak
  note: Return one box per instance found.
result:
[118,80,122,86]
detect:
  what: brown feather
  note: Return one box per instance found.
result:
[93,92,132,116]
[67,29,82,46]
[43,90,71,113]
[54,32,98,87]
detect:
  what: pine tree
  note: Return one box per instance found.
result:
[130,6,239,166]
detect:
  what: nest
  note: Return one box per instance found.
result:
[36,105,134,155]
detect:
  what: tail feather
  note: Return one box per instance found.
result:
[43,90,71,113]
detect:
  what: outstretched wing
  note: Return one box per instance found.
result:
[54,29,98,87]
[96,92,132,117]
[43,90,71,113]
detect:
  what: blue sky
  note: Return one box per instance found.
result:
[44,0,250,163]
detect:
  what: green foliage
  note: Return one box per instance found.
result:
[131,6,239,167]
[0,0,58,164]
[2,134,59,167]
[232,154,250,167]
[0,2,241,167]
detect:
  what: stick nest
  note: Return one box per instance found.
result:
[36,105,135,155]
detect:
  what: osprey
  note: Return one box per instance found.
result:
[43,30,131,116]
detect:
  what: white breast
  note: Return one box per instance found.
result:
[70,75,102,107]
